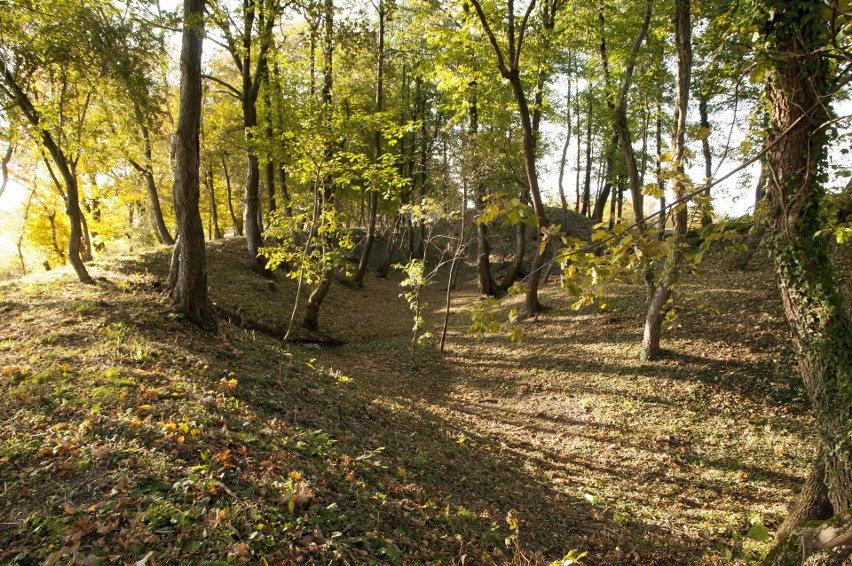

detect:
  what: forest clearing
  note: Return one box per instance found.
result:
[2,0,852,563]
[0,237,827,564]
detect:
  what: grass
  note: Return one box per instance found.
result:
[0,237,820,564]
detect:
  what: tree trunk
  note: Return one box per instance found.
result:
[222,154,243,236]
[611,0,652,225]
[764,0,852,518]
[353,0,385,287]
[580,95,593,216]
[698,94,714,226]
[138,110,174,245]
[731,163,768,270]
[776,449,833,541]
[0,144,12,201]
[499,211,528,291]
[377,214,399,279]
[655,105,666,238]
[641,0,691,361]
[303,276,332,331]
[169,0,213,329]
[0,56,93,282]
[592,133,617,224]
[557,77,571,225]
[206,164,222,239]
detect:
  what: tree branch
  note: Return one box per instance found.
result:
[202,74,242,98]
[468,0,510,76]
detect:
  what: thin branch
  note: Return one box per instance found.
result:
[202,74,242,98]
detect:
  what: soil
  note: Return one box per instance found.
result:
[0,236,817,564]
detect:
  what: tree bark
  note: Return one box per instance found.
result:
[611,0,652,224]
[641,0,691,361]
[698,94,714,226]
[0,59,91,283]
[762,0,852,520]
[580,95,593,216]
[169,0,213,329]
[136,106,174,245]
[205,164,222,239]
[222,154,243,236]
[592,133,617,224]
[353,0,385,287]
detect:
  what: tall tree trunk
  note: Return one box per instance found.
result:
[469,90,498,296]
[377,214,399,279]
[592,133,617,223]
[557,76,571,225]
[655,105,666,238]
[353,0,385,287]
[206,164,222,239]
[575,86,582,213]
[137,107,174,245]
[222,155,243,236]
[499,216,527,291]
[610,0,652,224]
[698,94,714,226]
[730,165,767,270]
[0,62,91,282]
[79,207,93,261]
[507,74,548,317]
[759,2,852,548]
[169,0,213,328]
[580,95,593,216]
[641,0,691,361]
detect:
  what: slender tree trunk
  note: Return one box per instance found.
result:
[699,94,714,226]
[641,0,691,361]
[169,0,213,329]
[377,214,399,278]
[507,75,548,317]
[499,217,527,291]
[206,164,222,239]
[469,90,498,296]
[354,0,385,287]
[575,88,583,213]
[592,133,617,223]
[655,105,666,238]
[79,208,93,261]
[0,144,12,201]
[137,109,174,245]
[730,165,767,270]
[303,276,332,331]
[611,0,652,224]
[579,97,594,216]
[222,155,242,236]
[557,77,571,225]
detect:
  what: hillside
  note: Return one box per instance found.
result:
[0,238,815,564]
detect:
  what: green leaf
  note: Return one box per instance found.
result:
[746,523,770,542]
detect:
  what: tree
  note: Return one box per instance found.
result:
[209,0,281,272]
[352,0,389,287]
[754,0,852,561]
[169,0,214,329]
[640,0,691,361]
[467,0,564,317]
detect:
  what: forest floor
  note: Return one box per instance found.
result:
[0,237,818,565]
